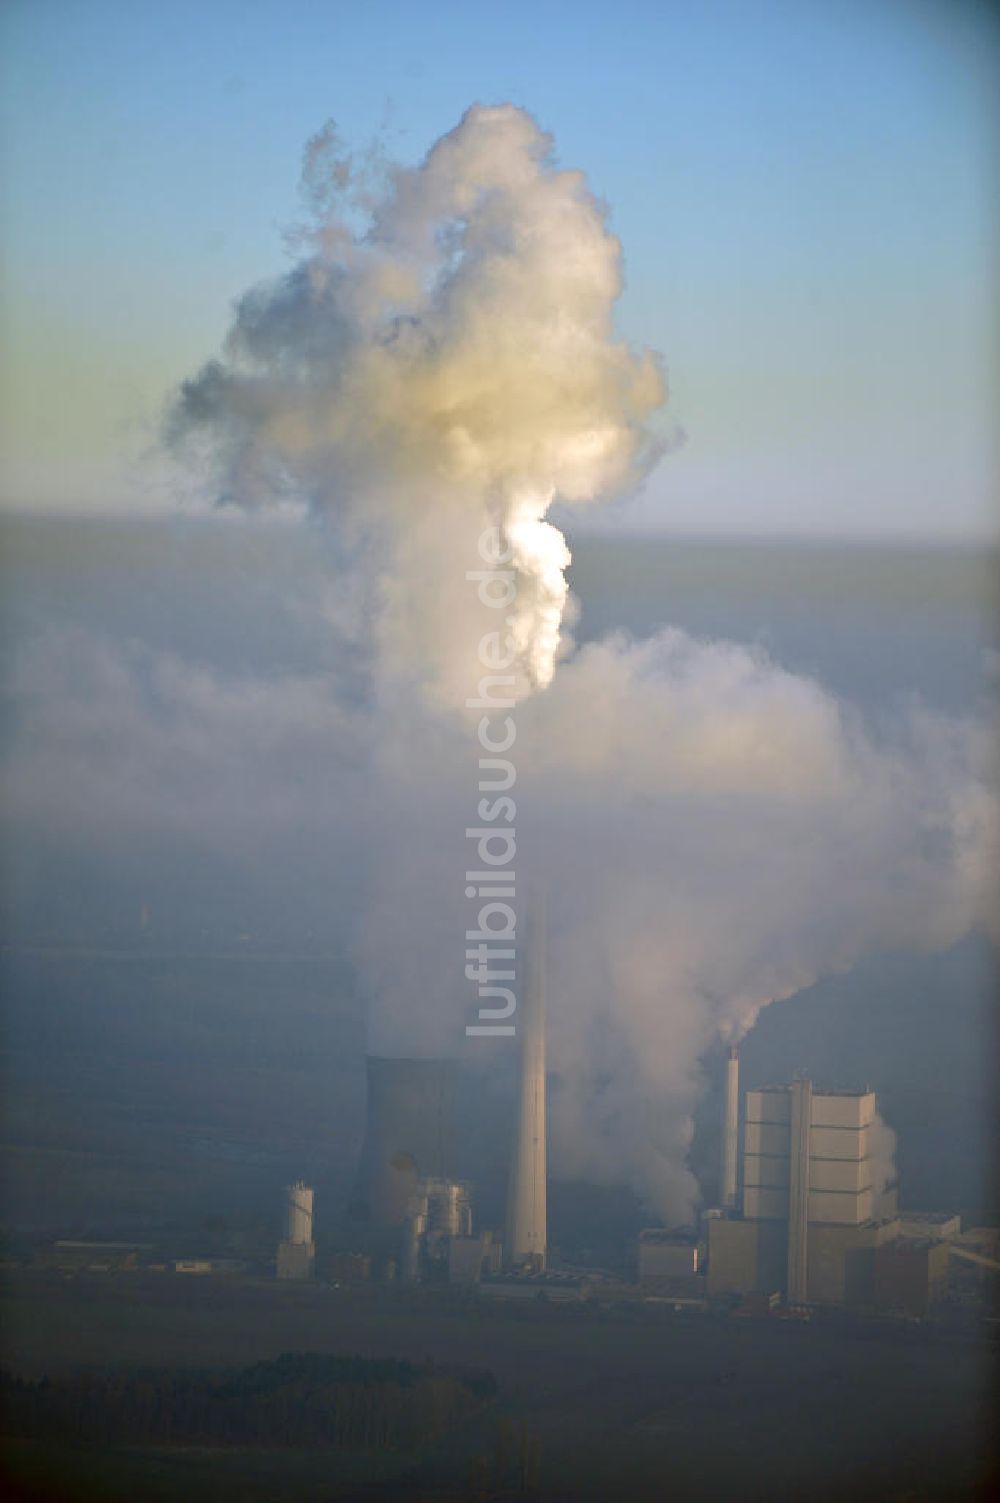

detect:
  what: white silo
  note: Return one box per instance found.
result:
[285,1181,314,1244]
[277,1180,316,1280]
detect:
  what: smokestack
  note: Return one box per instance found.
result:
[351,1057,455,1230]
[722,1046,739,1211]
[505,906,547,1270]
[787,1077,812,1304]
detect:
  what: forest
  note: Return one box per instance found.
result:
[0,1351,498,1452]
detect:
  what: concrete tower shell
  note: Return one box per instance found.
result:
[352,1057,455,1230]
[722,1047,739,1211]
[505,909,547,1270]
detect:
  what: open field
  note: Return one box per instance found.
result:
[2,1270,996,1501]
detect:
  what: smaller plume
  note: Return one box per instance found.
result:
[869,1112,899,1208]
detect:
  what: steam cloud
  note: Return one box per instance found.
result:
[171,105,662,696]
[162,105,998,1221]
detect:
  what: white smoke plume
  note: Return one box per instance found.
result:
[171,105,662,697]
[165,105,999,1223]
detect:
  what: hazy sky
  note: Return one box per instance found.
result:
[1,0,996,539]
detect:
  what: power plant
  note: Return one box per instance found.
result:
[627,1058,994,1317]
[706,1076,910,1307]
[339,910,550,1283]
[278,924,985,1318]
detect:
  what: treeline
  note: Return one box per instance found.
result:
[1,1351,497,1452]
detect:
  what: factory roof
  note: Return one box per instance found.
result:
[756,1083,875,1097]
[638,1228,697,1244]
[54,1240,154,1249]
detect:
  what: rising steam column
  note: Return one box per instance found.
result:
[504,907,547,1271]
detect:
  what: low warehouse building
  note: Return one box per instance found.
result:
[638,1230,699,1283]
[874,1238,950,1317]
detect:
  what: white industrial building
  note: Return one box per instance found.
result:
[708,1077,905,1307]
[277,1180,316,1280]
[743,1083,882,1226]
[638,1229,700,1285]
[401,1177,474,1282]
[448,1231,503,1285]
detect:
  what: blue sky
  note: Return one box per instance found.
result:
[1,0,996,538]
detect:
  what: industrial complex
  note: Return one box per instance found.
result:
[30,919,997,1324]
[705,1068,904,1308]
[639,1052,995,1317]
[327,908,550,1291]
[264,924,996,1323]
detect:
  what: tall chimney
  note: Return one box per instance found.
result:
[505,905,547,1270]
[722,1046,739,1211]
[787,1077,812,1304]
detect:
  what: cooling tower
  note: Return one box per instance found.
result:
[351,1057,456,1230]
[721,1046,739,1211]
[505,908,547,1270]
